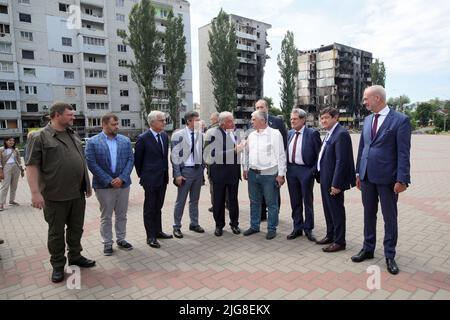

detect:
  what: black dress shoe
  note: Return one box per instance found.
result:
[173,229,183,239]
[287,230,303,240]
[51,268,65,283]
[69,256,96,268]
[157,232,173,239]
[214,228,223,237]
[243,228,259,236]
[322,243,346,252]
[304,230,316,242]
[231,226,241,235]
[266,231,277,240]
[316,237,333,245]
[189,225,205,233]
[386,258,399,275]
[147,238,161,248]
[351,249,374,263]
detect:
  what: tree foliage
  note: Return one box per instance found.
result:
[387,95,410,113]
[370,58,386,87]
[165,10,186,130]
[207,9,239,112]
[277,31,298,128]
[119,0,163,119]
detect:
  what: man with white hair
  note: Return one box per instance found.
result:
[352,85,411,275]
[254,99,287,222]
[206,112,243,236]
[134,111,172,249]
[242,110,286,240]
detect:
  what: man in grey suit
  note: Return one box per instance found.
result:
[171,111,205,238]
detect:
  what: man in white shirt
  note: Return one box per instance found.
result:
[242,111,286,240]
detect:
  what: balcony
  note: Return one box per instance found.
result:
[236,30,257,41]
[238,56,257,64]
[237,43,256,52]
[235,106,255,113]
[81,27,105,37]
[0,128,21,137]
[85,94,108,102]
[0,32,11,42]
[156,24,166,33]
[81,13,104,24]
[83,61,107,70]
[84,77,108,86]
[237,69,256,77]
[80,42,106,55]
[236,93,257,100]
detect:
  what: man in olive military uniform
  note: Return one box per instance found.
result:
[26,102,96,283]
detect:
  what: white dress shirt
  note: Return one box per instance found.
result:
[317,122,339,172]
[243,126,287,176]
[183,127,201,166]
[288,127,305,165]
[372,105,390,132]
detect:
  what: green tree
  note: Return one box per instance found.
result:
[119,0,162,120]
[415,102,434,126]
[165,10,186,130]
[370,58,386,87]
[207,9,239,112]
[277,31,298,128]
[263,96,282,116]
[387,95,410,113]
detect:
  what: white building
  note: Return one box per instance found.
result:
[0,0,193,142]
[199,14,271,128]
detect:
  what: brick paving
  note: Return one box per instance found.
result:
[0,134,449,300]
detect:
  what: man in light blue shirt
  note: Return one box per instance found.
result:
[85,113,134,256]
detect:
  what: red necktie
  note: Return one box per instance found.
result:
[371,114,380,140]
[291,132,300,164]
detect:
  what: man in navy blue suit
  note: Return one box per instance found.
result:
[286,108,321,242]
[255,99,287,221]
[352,85,411,275]
[134,111,173,249]
[85,113,134,256]
[316,107,355,253]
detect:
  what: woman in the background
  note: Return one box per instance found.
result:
[0,137,24,211]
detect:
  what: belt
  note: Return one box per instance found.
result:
[250,168,262,174]
[184,164,201,168]
[288,163,306,166]
[249,168,277,175]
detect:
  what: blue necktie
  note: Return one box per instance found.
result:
[191,131,195,163]
[156,133,163,153]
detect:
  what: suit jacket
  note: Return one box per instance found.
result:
[85,133,134,189]
[356,109,411,185]
[170,127,204,178]
[268,114,288,150]
[207,127,241,184]
[318,124,356,190]
[134,130,169,189]
[287,127,321,173]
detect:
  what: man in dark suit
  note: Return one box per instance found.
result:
[206,112,243,236]
[352,85,411,275]
[286,108,321,242]
[255,99,287,221]
[316,107,355,253]
[134,111,172,249]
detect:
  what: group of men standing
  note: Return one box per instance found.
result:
[24,84,410,283]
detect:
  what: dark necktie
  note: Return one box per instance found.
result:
[156,133,163,153]
[372,114,380,140]
[291,132,300,164]
[191,131,195,163]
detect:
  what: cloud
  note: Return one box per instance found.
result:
[189,0,450,105]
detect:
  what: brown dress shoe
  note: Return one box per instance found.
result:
[322,243,346,252]
[315,237,333,245]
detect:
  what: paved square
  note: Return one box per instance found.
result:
[0,134,449,300]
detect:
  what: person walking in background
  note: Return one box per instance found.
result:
[352,85,411,275]
[0,137,24,211]
[85,113,134,256]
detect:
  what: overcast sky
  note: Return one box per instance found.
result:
[189,0,450,107]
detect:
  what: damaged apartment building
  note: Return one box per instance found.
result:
[297,43,372,128]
